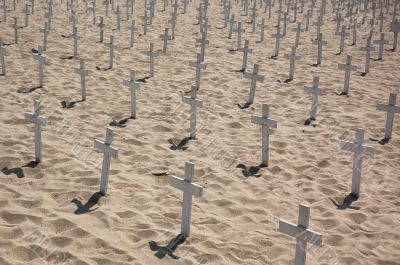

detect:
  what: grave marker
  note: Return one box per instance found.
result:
[32,45,45,87]
[40,22,50,51]
[25,100,47,163]
[359,36,375,74]
[0,39,5,75]
[244,64,264,105]
[338,55,356,95]
[292,22,304,47]
[94,128,119,195]
[272,26,283,57]
[279,204,323,265]
[129,20,138,48]
[284,46,300,81]
[114,5,121,30]
[70,26,80,57]
[257,18,268,42]
[238,39,252,72]
[335,25,349,54]
[122,69,141,119]
[390,19,399,51]
[312,33,327,65]
[233,21,245,50]
[170,161,203,237]
[340,128,374,198]
[377,93,400,141]
[373,32,388,60]
[23,4,30,27]
[74,58,90,101]
[97,16,105,43]
[251,104,277,166]
[144,42,156,77]
[11,17,18,44]
[182,85,203,139]
[196,31,209,62]
[105,36,117,69]
[160,28,171,52]
[304,76,325,122]
[190,53,206,90]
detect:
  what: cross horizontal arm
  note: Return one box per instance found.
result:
[170,176,203,197]
[94,139,119,158]
[377,104,400,113]
[25,113,47,126]
[251,115,277,128]
[182,96,203,108]
[279,220,323,246]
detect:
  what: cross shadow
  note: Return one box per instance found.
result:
[61,34,71,38]
[310,63,320,67]
[334,91,349,96]
[360,72,368,77]
[60,55,74,60]
[328,193,360,210]
[269,55,278,60]
[109,117,131,127]
[148,234,187,260]
[168,137,189,151]
[31,48,38,53]
[369,137,390,145]
[283,78,293,83]
[1,160,39,178]
[336,51,342,55]
[232,69,245,73]
[236,163,266,177]
[17,86,42,93]
[304,117,317,126]
[71,192,102,215]
[137,76,151,83]
[389,48,396,52]
[228,48,238,52]
[236,102,253,109]
[60,99,83,109]
[96,66,112,71]
[372,58,382,62]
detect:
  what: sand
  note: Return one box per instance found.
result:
[0,0,400,264]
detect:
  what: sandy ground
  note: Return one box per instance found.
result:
[0,0,399,264]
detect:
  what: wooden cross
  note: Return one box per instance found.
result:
[335,25,349,54]
[233,21,245,50]
[284,46,300,81]
[23,4,30,27]
[122,69,141,119]
[196,31,209,62]
[105,36,117,69]
[312,33,327,65]
[160,28,170,53]
[144,42,156,77]
[391,19,400,51]
[40,22,50,51]
[97,17,105,43]
[292,22,305,47]
[251,104,277,166]
[279,204,323,265]
[0,38,5,75]
[359,36,375,74]
[25,100,47,163]
[129,20,138,48]
[304,76,325,120]
[70,26,80,57]
[257,18,268,42]
[190,53,206,90]
[377,93,400,141]
[74,58,90,101]
[182,85,203,139]
[114,5,121,30]
[271,26,284,57]
[170,161,203,237]
[341,128,375,198]
[238,39,253,72]
[94,128,119,195]
[32,45,45,87]
[244,64,264,105]
[11,17,18,44]
[338,55,356,95]
[373,32,388,60]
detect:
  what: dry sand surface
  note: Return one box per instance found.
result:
[0,0,399,264]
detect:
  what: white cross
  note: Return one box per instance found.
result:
[94,128,119,195]
[391,19,400,51]
[233,22,245,50]
[196,31,209,62]
[279,204,323,265]
[144,42,157,77]
[170,161,203,237]
[114,5,121,30]
[335,25,349,54]
[25,100,47,163]
[23,4,30,27]
[271,26,284,57]
[341,128,375,198]
[373,32,389,60]
[304,9,311,31]
[104,36,117,69]
[0,38,5,75]
[129,20,138,48]
[97,17,105,43]
[359,36,375,74]
[122,69,141,119]
[292,22,305,47]
[280,12,288,36]
[40,22,50,51]
[168,13,178,40]
[251,104,277,166]
[257,18,268,42]
[313,15,324,37]
[244,64,264,105]
[338,55,356,95]
[227,14,235,39]
[182,85,203,139]
[1,2,7,22]
[45,5,53,30]
[238,39,253,72]
[140,10,150,35]
[32,45,45,87]
[304,76,325,120]
[74,58,90,101]
[284,46,300,80]
[377,93,400,141]
[70,26,80,57]
[11,17,18,44]
[160,28,170,53]
[190,53,206,90]
[312,33,327,65]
